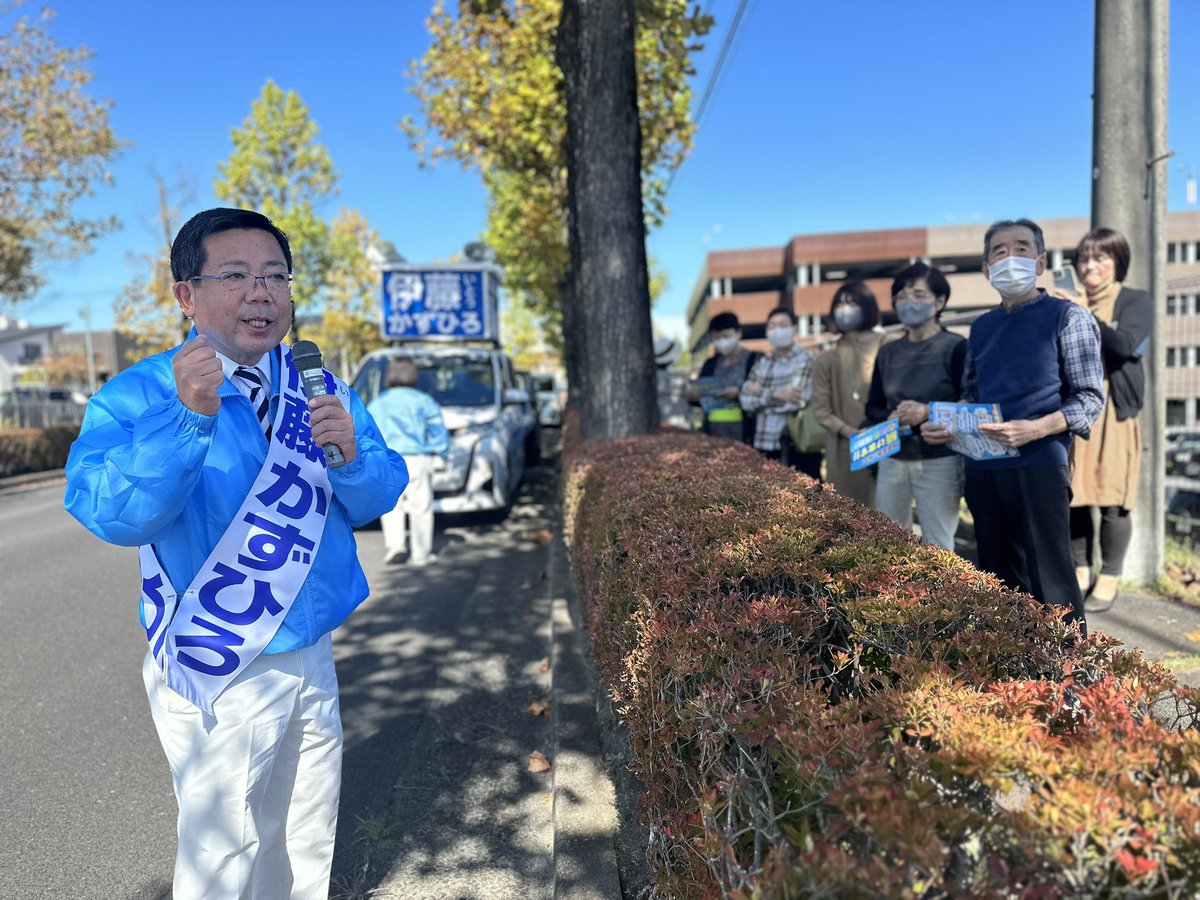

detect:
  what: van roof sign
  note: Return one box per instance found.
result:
[380,264,500,342]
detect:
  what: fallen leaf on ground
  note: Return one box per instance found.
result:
[538,656,551,673]
[528,751,552,773]
[520,580,534,590]
[516,528,555,544]
[526,698,551,716]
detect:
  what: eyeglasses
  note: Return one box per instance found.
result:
[189,271,293,295]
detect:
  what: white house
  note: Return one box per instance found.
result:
[0,317,64,394]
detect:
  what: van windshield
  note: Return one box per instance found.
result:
[414,356,496,407]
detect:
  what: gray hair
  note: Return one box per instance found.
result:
[983,218,1045,259]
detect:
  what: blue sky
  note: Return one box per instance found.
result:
[9,1,1199,345]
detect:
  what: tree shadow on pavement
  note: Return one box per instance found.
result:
[329,455,561,898]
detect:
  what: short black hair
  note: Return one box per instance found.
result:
[829,281,879,331]
[709,312,740,332]
[765,306,797,326]
[170,207,293,282]
[891,262,951,302]
[983,218,1044,259]
[1075,227,1131,281]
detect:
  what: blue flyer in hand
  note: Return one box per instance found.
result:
[691,376,727,412]
[926,402,1019,460]
[849,419,902,471]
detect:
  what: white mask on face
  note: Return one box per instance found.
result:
[767,326,796,350]
[713,336,739,356]
[987,256,1039,298]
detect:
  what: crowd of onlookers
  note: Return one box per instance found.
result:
[657,217,1151,636]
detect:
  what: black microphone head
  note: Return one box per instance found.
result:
[292,340,322,370]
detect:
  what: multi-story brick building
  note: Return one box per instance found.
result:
[686,212,1200,426]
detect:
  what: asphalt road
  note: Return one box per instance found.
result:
[0,478,175,900]
[0,449,563,900]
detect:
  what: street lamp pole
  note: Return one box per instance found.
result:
[81,300,97,395]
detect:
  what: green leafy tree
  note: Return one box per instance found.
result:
[404,0,711,411]
[500,288,560,373]
[113,171,192,363]
[302,208,387,379]
[0,3,121,302]
[214,79,337,324]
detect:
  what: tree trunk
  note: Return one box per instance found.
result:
[557,0,658,441]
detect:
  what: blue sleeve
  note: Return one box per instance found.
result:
[1059,304,1106,436]
[327,387,409,527]
[960,345,978,403]
[63,360,216,546]
[425,398,450,456]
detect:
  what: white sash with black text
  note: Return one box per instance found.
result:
[137,345,351,714]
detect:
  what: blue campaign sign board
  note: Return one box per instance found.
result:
[849,418,903,471]
[381,267,499,341]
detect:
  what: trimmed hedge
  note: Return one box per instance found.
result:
[564,430,1200,898]
[0,427,78,477]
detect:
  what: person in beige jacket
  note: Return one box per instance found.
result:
[811,280,887,507]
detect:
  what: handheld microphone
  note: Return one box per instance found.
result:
[291,340,346,468]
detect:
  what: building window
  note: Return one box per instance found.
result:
[1169,294,1180,316]
[1168,399,1187,427]
[1168,347,1177,367]
[796,314,823,337]
[1168,242,1178,263]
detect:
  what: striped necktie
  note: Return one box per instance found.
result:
[234,366,271,438]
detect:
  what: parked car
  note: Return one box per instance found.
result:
[512,371,541,465]
[1167,437,1200,478]
[351,345,536,515]
[530,372,566,427]
[1167,488,1200,542]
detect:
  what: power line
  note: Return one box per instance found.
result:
[693,0,752,132]
[665,0,753,197]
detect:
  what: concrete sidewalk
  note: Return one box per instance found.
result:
[326,451,623,900]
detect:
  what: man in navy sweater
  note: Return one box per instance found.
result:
[923,218,1104,635]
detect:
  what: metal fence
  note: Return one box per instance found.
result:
[0,394,87,430]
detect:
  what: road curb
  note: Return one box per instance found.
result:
[0,468,65,494]
[549,530,623,900]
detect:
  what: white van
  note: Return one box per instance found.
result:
[351,345,536,515]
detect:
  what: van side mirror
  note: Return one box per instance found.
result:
[503,388,531,406]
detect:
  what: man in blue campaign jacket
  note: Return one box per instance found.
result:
[64,208,407,900]
[923,218,1104,637]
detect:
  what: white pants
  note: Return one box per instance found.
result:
[143,633,343,900]
[873,454,964,551]
[382,454,435,563]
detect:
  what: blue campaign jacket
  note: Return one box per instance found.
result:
[63,338,409,654]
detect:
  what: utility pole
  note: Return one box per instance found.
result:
[81,300,98,396]
[1091,0,1169,584]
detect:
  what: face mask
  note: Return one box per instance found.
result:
[987,256,1039,298]
[713,336,739,355]
[833,306,863,332]
[896,300,936,329]
[767,326,795,350]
